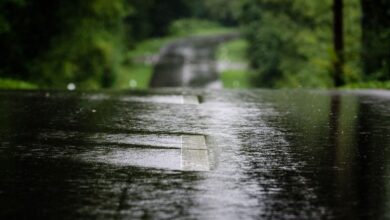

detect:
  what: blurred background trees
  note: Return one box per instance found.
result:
[0,0,389,89]
[0,0,130,88]
[0,0,224,89]
[361,0,390,81]
[242,0,389,88]
[242,0,362,88]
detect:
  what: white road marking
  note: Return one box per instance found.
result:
[181,135,210,171]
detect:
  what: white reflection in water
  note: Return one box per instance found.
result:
[82,148,181,170]
[80,94,186,104]
[118,95,185,104]
[187,92,316,219]
[192,100,265,219]
[38,131,182,149]
[87,133,182,149]
[78,134,211,171]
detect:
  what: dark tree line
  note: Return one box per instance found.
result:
[0,0,131,88]
[0,0,205,88]
[361,0,390,81]
[333,0,390,85]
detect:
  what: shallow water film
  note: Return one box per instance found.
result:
[0,89,389,219]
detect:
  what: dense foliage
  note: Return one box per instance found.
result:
[0,0,389,89]
[242,0,362,88]
[0,0,130,88]
[361,0,390,81]
[0,0,198,89]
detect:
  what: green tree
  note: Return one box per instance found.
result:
[242,0,362,88]
[361,0,390,81]
[202,0,244,26]
[0,0,131,89]
[126,0,193,41]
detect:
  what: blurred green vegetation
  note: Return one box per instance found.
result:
[122,19,236,90]
[217,39,248,63]
[0,0,389,90]
[242,0,389,89]
[129,19,234,59]
[0,78,38,89]
[115,64,152,89]
[170,19,220,36]
[0,0,241,90]
[1,0,130,89]
[217,38,252,88]
[242,0,361,88]
[361,0,390,82]
[221,70,251,88]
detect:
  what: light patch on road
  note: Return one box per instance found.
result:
[181,95,199,105]
[76,134,210,171]
[181,135,210,171]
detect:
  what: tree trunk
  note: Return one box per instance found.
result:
[333,0,344,87]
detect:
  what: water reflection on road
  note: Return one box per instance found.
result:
[0,90,389,219]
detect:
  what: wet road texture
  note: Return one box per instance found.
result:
[0,89,389,219]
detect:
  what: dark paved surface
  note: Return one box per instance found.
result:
[0,89,390,219]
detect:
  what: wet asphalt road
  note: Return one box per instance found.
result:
[149,33,239,88]
[0,89,389,219]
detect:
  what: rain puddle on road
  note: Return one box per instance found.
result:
[0,89,389,219]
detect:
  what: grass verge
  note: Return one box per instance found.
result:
[0,78,38,89]
[217,38,252,88]
[217,38,248,63]
[115,63,153,89]
[220,70,251,88]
